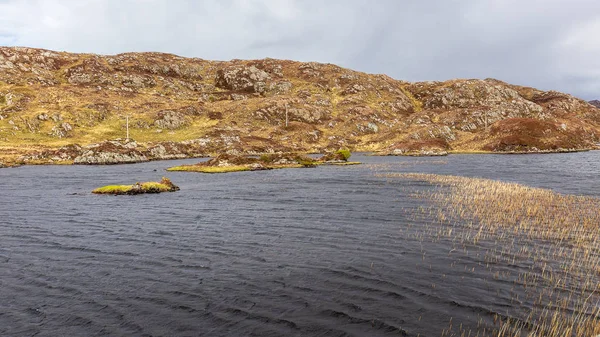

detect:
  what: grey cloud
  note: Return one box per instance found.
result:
[0,0,599,99]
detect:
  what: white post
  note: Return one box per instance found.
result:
[485,111,488,130]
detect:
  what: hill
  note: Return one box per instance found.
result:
[1,47,599,165]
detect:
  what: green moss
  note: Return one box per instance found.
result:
[335,148,352,160]
[92,185,132,194]
[140,182,173,192]
[93,177,180,194]
[259,154,274,163]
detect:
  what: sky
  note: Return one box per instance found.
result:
[0,0,599,99]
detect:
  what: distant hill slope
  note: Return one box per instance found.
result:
[1,47,599,164]
[589,100,600,108]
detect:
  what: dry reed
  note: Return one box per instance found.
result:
[376,172,600,336]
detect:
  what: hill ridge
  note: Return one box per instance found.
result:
[1,46,599,165]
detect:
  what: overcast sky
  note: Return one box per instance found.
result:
[0,0,599,99]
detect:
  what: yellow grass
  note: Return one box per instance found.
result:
[93,177,179,194]
[167,165,251,173]
[92,185,133,194]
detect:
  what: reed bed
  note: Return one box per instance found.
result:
[376,172,600,337]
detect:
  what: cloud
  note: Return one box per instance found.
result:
[0,0,599,99]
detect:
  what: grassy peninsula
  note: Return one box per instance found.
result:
[167,150,358,173]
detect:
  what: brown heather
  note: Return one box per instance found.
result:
[0,47,599,164]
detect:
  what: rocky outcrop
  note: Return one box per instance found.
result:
[215,65,270,93]
[19,138,212,165]
[169,151,360,173]
[50,122,73,138]
[72,139,209,164]
[19,144,82,163]
[74,140,148,164]
[154,111,188,129]
[1,46,600,163]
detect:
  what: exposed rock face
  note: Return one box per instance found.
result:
[50,122,73,138]
[215,65,270,93]
[20,139,209,165]
[154,111,188,129]
[74,140,148,164]
[590,100,600,108]
[1,46,600,163]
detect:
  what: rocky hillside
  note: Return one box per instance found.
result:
[589,100,600,108]
[1,47,599,165]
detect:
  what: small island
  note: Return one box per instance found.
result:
[167,150,359,173]
[92,177,180,195]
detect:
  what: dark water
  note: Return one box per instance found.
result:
[1,152,599,337]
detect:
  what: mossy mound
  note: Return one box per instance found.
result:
[167,153,318,173]
[93,177,180,195]
[317,148,361,164]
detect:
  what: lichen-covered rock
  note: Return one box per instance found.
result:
[215,65,270,93]
[50,122,73,138]
[75,151,148,165]
[19,144,82,163]
[65,57,111,85]
[121,74,156,88]
[269,81,293,94]
[154,111,188,129]
[147,141,204,160]
[342,84,366,95]
[74,140,148,164]
[408,79,543,117]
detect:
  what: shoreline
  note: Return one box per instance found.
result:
[1,147,597,168]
